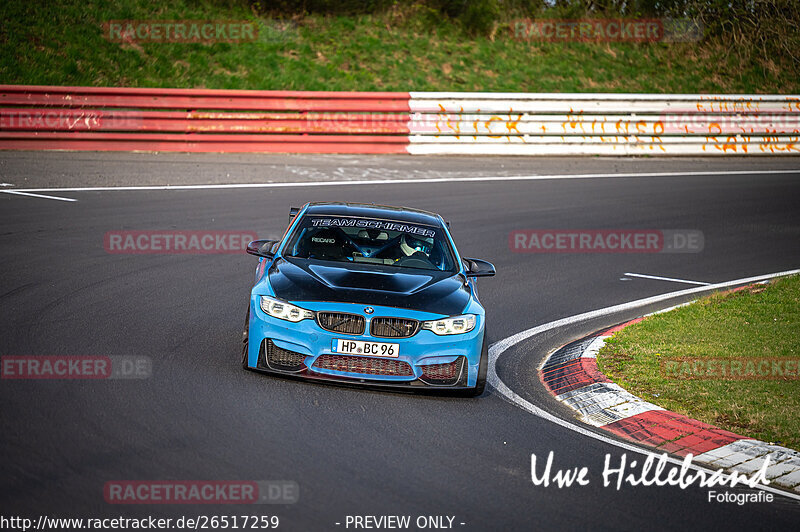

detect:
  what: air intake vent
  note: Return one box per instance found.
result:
[264,339,306,372]
[313,354,414,377]
[419,357,465,385]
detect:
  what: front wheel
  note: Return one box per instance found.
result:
[241,306,250,369]
[464,338,488,397]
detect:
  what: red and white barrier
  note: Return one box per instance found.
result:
[1,85,798,155]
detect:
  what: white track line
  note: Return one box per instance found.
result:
[0,183,15,187]
[0,190,77,202]
[4,168,799,193]
[488,268,800,501]
[623,272,711,286]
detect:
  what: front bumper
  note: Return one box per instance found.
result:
[246,299,485,389]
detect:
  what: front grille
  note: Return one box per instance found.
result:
[313,354,414,377]
[419,357,465,385]
[317,312,365,335]
[264,339,306,372]
[370,317,419,338]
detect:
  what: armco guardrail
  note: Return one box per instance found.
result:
[407,92,800,155]
[0,85,411,154]
[1,85,798,155]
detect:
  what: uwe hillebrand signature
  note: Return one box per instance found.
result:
[531,451,770,490]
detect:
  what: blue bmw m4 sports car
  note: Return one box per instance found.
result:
[241,202,495,395]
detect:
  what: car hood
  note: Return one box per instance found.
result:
[268,257,470,316]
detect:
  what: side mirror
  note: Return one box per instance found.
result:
[289,206,300,224]
[463,257,496,278]
[247,239,279,259]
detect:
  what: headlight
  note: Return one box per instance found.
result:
[421,314,476,335]
[260,296,314,322]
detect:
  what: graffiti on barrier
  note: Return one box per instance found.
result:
[419,99,799,153]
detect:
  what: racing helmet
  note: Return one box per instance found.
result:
[400,233,433,257]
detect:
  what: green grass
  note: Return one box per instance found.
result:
[1,0,797,93]
[597,276,800,450]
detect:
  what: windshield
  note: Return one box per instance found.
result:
[284,215,457,272]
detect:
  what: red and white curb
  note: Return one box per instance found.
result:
[488,268,800,501]
[540,313,800,494]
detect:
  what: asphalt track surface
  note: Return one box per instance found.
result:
[1,153,800,531]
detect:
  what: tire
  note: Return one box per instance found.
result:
[241,306,250,369]
[465,337,488,397]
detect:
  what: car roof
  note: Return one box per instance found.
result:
[303,202,444,227]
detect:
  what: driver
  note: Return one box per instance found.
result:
[399,233,433,258]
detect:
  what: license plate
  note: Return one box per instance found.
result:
[332,339,400,358]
